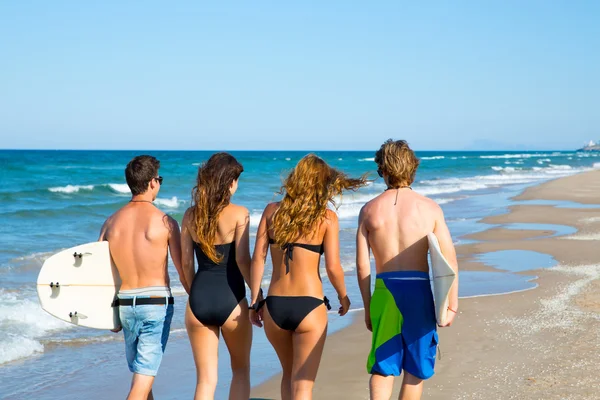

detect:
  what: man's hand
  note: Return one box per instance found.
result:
[438,308,457,327]
[364,310,372,331]
[111,325,123,333]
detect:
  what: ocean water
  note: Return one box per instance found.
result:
[1,149,599,397]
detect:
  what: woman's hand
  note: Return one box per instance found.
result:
[249,308,263,328]
[338,294,350,316]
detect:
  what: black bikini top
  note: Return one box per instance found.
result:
[268,237,324,274]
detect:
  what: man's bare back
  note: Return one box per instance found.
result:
[358,187,455,275]
[99,202,180,290]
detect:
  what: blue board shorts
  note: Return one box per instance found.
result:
[367,271,438,380]
[118,292,174,377]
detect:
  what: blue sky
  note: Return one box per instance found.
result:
[1,1,598,151]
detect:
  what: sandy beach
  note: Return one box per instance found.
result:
[252,170,600,400]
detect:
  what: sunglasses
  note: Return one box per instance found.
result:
[377,168,383,178]
[154,176,163,185]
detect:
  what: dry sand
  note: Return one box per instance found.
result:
[252,170,600,399]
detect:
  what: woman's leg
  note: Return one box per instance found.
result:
[291,303,328,400]
[263,306,294,400]
[221,299,252,400]
[185,302,220,400]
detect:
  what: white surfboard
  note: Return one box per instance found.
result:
[427,232,456,326]
[36,241,122,330]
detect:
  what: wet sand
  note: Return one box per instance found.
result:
[252,170,600,399]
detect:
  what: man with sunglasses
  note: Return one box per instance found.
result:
[99,155,183,400]
[356,140,459,400]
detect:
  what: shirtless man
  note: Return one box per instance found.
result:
[356,140,459,400]
[99,155,183,400]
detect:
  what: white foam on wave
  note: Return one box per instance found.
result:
[491,166,521,172]
[0,290,72,365]
[107,183,131,194]
[358,157,375,162]
[335,202,364,220]
[249,211,264,228]
[421,156,445,160]
[480,153,555,159]
[48,183,132,195]
[48,185,94,194]
[154,196,183,208]
[245,162,593,228]
[435,198,457,205]
[417,164,591,197]
[547,164,572,171]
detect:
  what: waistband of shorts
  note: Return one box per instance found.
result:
[375,271,430,281]
[118,286,172,298]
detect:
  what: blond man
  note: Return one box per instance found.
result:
[356,139,458,400]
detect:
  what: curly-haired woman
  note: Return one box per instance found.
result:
[249,154,367,400]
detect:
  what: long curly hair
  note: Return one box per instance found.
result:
[271,154,368,246]
[191,152,243,263]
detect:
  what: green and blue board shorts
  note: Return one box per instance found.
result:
[367,271,438,380]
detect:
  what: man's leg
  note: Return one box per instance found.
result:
[128,303,173,400]
[398,372,423,400]
[370,373,394,400]
[127,373,155,400]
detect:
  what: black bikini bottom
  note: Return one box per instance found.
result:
[262,295,331,331]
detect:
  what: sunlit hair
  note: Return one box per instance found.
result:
[375,139,420,188]
[271,154,367,245]
[191,152,243,263]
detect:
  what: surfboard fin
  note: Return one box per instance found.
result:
[69,311,88,320]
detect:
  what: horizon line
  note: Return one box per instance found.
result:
[0,148,579,152]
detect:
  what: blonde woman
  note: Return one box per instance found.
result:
[249,154,367,400]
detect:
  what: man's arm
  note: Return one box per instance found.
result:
[165,215,185,291]
[356,206,372,330]
[98,218,110,241]
[433,204,459,327]
[98,217,121,332]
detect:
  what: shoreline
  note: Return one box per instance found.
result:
[252,169,600,399]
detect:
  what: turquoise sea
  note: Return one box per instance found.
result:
[1,149,598,398]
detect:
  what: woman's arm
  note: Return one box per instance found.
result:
[180,209,196,295]
[323,210,350,315]
[250,204,271,306]
[249,204,272,327]
[234,206,252,286]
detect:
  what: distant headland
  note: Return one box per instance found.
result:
[577,140,600,152]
